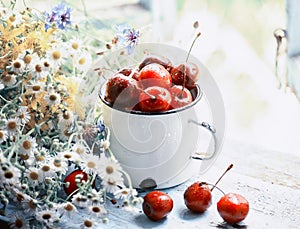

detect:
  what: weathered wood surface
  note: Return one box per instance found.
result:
[103,138,300,229]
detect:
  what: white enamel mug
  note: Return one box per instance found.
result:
[97,43,225,189]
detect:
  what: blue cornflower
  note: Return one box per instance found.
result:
[97,121,105,133]
[115,24,140,54]
[44,2,72,31]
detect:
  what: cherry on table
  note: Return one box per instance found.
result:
[184,182,212,213]
[142,190,173,221]
[217,192,249,225]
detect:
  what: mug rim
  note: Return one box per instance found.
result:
[99,83,203,116]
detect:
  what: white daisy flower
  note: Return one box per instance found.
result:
[0,129,7,143]
[35,209,59,225]
[80,217,99,229]
[61,151,81,164]
[39,162,56,179]
[46,45,66,71]
[19,152,35,167]
[81,154,100,174]
[87,204,107,218]
[44,91,61,106]
[72,141,89,157]
[48,156,68,175]
[58,110,74,129]
[75,51,92,73]
[68,38,84,56]
[26,81,45,94]
[1,73,17,87]
[26,167,44,185]
[9,211,30,229]
[98,156,123,180]
[6,12,23,26]
[5,118,20,136]
[59,127,73,141]
[41,59,51,72]
[59,202,78,219]
[18,137,37,155]
[72,193,89,209]
[17,49,38,67]
[9,58,25,74]
[114,187,138,200]
[16,106,31,125]
[21,198,39,215]
[29,60,49,81]
[0,165,21,186]
[101,176,124,194]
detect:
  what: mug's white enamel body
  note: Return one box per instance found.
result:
[97,43,225,189]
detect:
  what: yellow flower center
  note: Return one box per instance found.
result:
[42,165,50,172]
[52,51,61,60]
[44,61,50,68]
[0,131,3,138]
[15,219,23,228]
[63,112,70,120]
[4,171,14,179]
[22,140,32,150]
[78,58,85,65]
[9,15,16,22]
[92,206,101,213]
[87,161,96,169]
[35,64,42,72]
[84,220,93,228]
[16,193,25,202]
[64,203,74,211]
[42,214,51,220]
[13,61,22,69]
[20,154,29,160]
[32,85,41,91]
[29,171,39,180]
[72,43,79,50]
[49,94,58,101]
[24,55,32,64]
[106,165,114,174]
[7,121,17,130]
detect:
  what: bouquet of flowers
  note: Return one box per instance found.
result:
[0,1,141,228]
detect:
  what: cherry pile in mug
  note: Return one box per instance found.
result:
[104,56,199,112]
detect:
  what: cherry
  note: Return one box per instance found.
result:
[170,62,199,90]
[63,170,88,196]
[184,164,233,213]
[142,190,173,221]
[169,85,193,109]
[118,67,139,81]
[139,56,173,72]
[217,193,249,225]
[139,86,172,112]
[104,73,140,108]
[184,182,212,213]
[137,63,172,89]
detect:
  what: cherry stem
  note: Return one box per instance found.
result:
[135,86,156,100]
[200,182,226,196]
[210,164,233,192]
[185,32,201,63]
[180,64,187,98]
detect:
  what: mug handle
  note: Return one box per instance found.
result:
[190,62,226,174]
[188,120,217,160]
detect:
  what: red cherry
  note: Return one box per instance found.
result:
[217,193,249,224]
[138,63,172,89]
[104,73,140,109]
[142,190,173,221]
[139,86,172,112]
[171,62,199,89]
[63,170,88,196]
[139,56,173,72]
[184,182,212,213]
[118,67,139,81]
[169,85,193,109]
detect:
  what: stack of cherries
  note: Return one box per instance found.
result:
[104,55,199,112]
